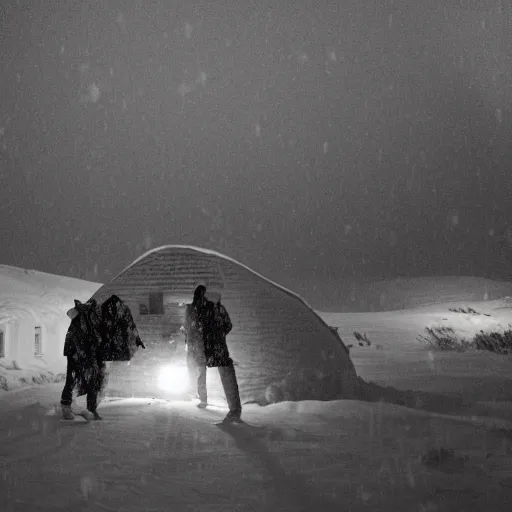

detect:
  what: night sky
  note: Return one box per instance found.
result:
[1,0,511,292]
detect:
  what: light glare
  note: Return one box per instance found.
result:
[158,365,189,394]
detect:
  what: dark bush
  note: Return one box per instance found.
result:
[417,326,472,351]
[418,325,512,355]
[353,331,371,346]
[448,307,491,317]
[473,327,512,355]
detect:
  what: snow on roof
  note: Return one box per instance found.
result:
[0,265,102,322]
[108,245,350,351]
[113,244,318,311]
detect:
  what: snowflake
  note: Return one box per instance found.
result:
[178,83,193,97]
[184,21,193,39]
[88,83,101,103]
[296,52,308,64]
[196,71,207,87]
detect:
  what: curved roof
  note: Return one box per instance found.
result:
[114,244,319,316]
[0,265,102,323]
[93,245,357,404]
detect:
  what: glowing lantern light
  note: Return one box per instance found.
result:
[158,364,189,394]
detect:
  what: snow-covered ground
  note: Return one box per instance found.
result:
[2,386,512,512]
[0,358,64,392]
[1,294,512,511]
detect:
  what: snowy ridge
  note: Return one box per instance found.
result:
[306,275,512,312]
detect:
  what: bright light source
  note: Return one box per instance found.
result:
[158,365,189,394]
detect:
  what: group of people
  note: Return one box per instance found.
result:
[183,285,242,423]
[60,294,145,420]
[60,286,242,424]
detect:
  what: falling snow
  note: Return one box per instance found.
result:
[184,21,193,39]
[88,83,101,103]
[178,83,193,97]
[2,0,511,506]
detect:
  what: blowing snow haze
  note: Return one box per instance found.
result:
[0,1,511,292]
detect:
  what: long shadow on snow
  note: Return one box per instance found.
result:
[356,378,512,424]
[217,423,341,512]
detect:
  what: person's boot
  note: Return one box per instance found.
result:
[91,411,102,420]
[219,365,242,424]
[196,401,207,409]
[61,404,75,420]
[85,408,102,420]
[221,409,242,424]
[86,395,102,420]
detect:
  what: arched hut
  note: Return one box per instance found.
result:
[91,246,358,404]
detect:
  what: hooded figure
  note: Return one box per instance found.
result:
[183,285,208,405]
[61,295,145,420]
[203,300,233,367]
[202,295,242,423]
[61,299,105,420]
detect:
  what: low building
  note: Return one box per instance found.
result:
[0,265,101,371]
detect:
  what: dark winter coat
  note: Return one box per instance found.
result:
[63,299,106,398]
[100,295,144,361]
[203,301,233,367]
[184,303,207,365]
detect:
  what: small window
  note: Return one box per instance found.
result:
[148,292,164,315]
[139,304,149,315]
[0,330,5,358]
[34,326,43,356]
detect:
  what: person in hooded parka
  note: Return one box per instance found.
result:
[203,294,242,423]
[100,294,145,362]
[60,299,106,420]
[60,296,145,421]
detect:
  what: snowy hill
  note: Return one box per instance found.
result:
[292,275,512,312]
[319,297,512,401]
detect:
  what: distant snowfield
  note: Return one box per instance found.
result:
[301,275,512,312]
[321,298,512,401]
[1,275,512,510]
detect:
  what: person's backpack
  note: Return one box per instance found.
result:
[100,295,144,361]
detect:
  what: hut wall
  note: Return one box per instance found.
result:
[91,246,358,403]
